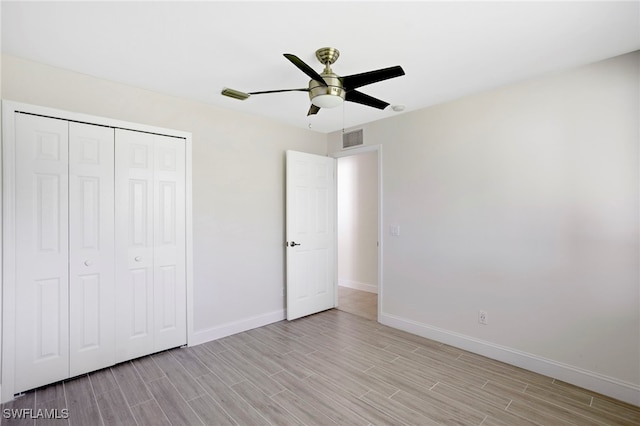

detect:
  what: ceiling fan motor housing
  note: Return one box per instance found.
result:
[309,73,345,108]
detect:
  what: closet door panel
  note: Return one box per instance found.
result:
[14,114,70,392]
[115,129,155,362]
[153,136,186,351]
[69,122,115,376]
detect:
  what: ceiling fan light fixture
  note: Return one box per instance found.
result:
[309,73,345,108]
[311,94,344,108]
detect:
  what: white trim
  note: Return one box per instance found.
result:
[1,100,194,402]
[330,144,383,322]
[379,312,640,406]
[185,132,194,347]
[1,101,18,403]
[190,310,285,345]
[338,279,378,294]
[1,101,191,139]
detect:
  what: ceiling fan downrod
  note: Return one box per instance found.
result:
[315,47,340,69]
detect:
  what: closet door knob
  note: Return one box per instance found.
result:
[134,256,142,262]
[84,260,92,266]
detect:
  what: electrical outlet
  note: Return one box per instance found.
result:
[479,310,488,325]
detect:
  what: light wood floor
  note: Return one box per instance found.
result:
[1,309,638,425]
[337,286,377,321]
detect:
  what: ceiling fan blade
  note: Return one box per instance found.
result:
[284,53,328,86]
[222,87,308,100]
[221,88,251,100]
[345,90,390,110]
[307,105,321,116]
[342,66,405,91]
[249,88,309,95]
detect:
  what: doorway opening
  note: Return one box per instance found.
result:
[335,148,380,321]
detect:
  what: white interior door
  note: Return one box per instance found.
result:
[2,101,193,402]
[14,113,70,392]
[115,129,155,361]
[114,129,187,362]
[285,150,336,320]
[152,135,187,352]
[68,122,115,376]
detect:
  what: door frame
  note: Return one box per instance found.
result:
[0,100,194,402]
[331,144,383,320]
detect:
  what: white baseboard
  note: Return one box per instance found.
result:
[190,309,285,346]
[379,312,640,407]
[339,279,378,294]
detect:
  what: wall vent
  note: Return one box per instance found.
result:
[342,129,364,149]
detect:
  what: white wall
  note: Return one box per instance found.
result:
[1,54,327,341]
[337,151,378,293]
[329,52,640,404]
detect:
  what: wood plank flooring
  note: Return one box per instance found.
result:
[337,286,377,321]
[1,309,638,425]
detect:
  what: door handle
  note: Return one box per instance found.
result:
[289,241,301,247]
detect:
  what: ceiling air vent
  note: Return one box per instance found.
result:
[342,129,363,149]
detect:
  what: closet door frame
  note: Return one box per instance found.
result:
[1,100,194,403]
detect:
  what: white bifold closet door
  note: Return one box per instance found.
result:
[15,114,70,392]
[14,115,115,392]
[68,122,115,377]
[114,129,186,363]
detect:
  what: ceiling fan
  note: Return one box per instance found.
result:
[221,47,405,116]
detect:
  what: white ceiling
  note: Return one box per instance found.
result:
[2,1,639,133]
